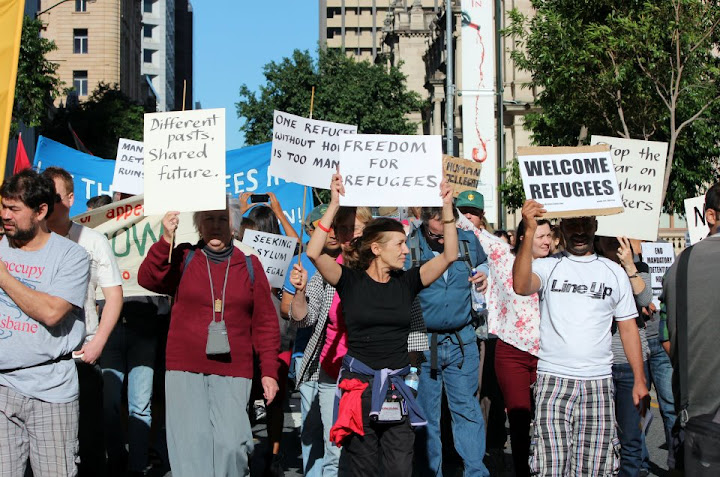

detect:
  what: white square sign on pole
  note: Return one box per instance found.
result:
[641,242,676,308]
[241,229,298,288]
[684,195,709,245]
[112,138,144,195]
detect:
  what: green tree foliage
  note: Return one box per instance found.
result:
[503,0,720,214]
[236,49,424,146]
[12,16,62,136]
[42,83,146,159]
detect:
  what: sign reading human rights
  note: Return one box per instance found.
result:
[443,155,482,197]
[641,242,675,308]
[338,134,443,207]
[517,145,624,218]
[112,138,144,195]
[269,110,357,189]
[684,195,709,245]
[591,136,668,241]
[241,229,298,288]
[143,108,226,216]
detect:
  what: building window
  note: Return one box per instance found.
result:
[143,48,154,64]
[143,0,154,13]
[73,70,88,96]
[75,0,87,12]
[73,29,88,54]
[143,24,153,39]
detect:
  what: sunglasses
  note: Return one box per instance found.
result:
[425,225,444,240]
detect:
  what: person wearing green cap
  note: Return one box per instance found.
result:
[455,190,486,230]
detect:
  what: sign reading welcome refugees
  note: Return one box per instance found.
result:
[112,138,144,195]
[517,145,624,218]
[338,134,443,207]
[241,230,297,288]
[143,108,226,216]
[684,195,709,245]
[591,136,668,241]
[269,111,357,189]
[443,155,482,197]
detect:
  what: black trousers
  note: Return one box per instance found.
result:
[343,418,414,477]
[76,361,107,477]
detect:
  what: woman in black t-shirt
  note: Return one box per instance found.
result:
[298,170,458,476]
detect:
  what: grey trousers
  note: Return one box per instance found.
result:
[165,371,253,477]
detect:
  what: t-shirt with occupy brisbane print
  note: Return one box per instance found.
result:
[532,251,638,380]
[0,233,89,403]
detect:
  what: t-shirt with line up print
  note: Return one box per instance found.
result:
[532,252,638,379]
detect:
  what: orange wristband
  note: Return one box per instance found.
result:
[317,222,331,233]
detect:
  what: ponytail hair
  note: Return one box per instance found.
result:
[344,217,405,270]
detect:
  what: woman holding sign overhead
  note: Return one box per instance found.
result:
[302,170,457,476]
[138,203,280,477]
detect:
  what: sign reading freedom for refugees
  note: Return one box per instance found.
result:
[241,230,297,288]
[112,138,144,195]
[591,136,668,241]
[443,155,482,197]
[684,195,709,245]
[338,134,443,207]
[143,108,226,216]
[517,145,624,219]
[641,242,675,308]
[269,111,357,189]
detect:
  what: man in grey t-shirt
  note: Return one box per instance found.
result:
[0,170,89,477]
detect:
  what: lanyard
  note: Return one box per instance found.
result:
[203,250,232,323]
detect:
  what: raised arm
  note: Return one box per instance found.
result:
[268,192,299,240]
[513,200,545,296]
[306,171,344,286]
[419,180,458,286]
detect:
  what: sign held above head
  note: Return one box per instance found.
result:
[112,138,144,196]
[443,155,482,197]
[517,145,624,219]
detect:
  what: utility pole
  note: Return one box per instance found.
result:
[495,0,505,229]
[445,0,454,156]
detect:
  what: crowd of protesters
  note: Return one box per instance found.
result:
[0,166,717,477]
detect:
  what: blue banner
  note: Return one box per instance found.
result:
[33,136,313,235]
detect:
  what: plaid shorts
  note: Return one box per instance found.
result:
[0,385,79,477]
[530,373,620,476]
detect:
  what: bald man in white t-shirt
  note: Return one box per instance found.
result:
[513,200,649,477]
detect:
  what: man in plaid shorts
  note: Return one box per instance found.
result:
[513,200,649,476]
[0,170,90,477]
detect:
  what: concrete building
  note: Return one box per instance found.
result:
[173,0,193,111]
[39,0,144,105]
[142,0,175,111]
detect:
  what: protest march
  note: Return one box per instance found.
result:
[1,2,719,477]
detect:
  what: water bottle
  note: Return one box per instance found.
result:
[470,268,487,314]
[405,367,420,392]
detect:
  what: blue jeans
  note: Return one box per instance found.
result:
[642,336,677,470]
[613,361,649,477]
[416,332,490,477]
[100,320,157,472]
[299,367,340,477]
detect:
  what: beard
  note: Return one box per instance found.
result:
[4,220,39,243]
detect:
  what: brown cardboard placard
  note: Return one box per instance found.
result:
[442,155,482,197]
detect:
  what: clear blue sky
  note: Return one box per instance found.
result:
[193,1,319,150]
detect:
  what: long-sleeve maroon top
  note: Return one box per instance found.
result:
[138,236,280,381]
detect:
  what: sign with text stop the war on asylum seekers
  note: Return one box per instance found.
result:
[591,136,668,241]
[517,145,624,219]
[269,110,357,189]
[143,108,226,216]
[112,138,144,195]
[338,134,443,207]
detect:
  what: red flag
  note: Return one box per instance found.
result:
[13,132,30,174]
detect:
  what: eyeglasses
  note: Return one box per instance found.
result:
[425,225,443,241]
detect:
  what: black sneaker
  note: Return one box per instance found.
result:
[263,453,284,477]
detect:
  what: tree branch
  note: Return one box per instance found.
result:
[608,51,631,138]
[675,93,720,136]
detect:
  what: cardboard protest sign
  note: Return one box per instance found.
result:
[517,145,624,219]
[590,136,668,240]
[641,242,675,308]
[241,230,297,288]
[112,139,144,195]
[443,155,482,197]
[143,108,226,216]
[269,111,357,189]
[684,195,709,245]
[338,134,443,207]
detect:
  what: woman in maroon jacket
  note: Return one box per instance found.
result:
[138,207,280,477]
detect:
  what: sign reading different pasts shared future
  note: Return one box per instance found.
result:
[591,136,668,241]
[443,155,482,197]
[143,108,226,216]
[641,242,675,308]
[338,134,443,207]
[517,145,624,218]
[684,195,709,245]
[241,229,298,288]
[269,110,357,189]
[112,139,144,195]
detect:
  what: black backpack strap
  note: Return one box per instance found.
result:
[676,245,693,422]
[458,240,474,274]
[245,253,255,285]
[181,249,195,275]
[408,228,422,268]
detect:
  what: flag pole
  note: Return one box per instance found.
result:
[168,79,188,263]
[297,87,315,266]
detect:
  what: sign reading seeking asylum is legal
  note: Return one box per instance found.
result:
[517,145,624,218]
[338,134,443,207]
[269,110,357,189]
[241,229,298,288]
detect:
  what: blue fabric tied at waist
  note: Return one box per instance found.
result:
[335,354,427,427]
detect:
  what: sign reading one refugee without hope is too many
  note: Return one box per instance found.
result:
[241,230,298,288]
[338,134,443,207]
[269,110,357,189]
[517,145,624,218]
[143,108,226,216]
